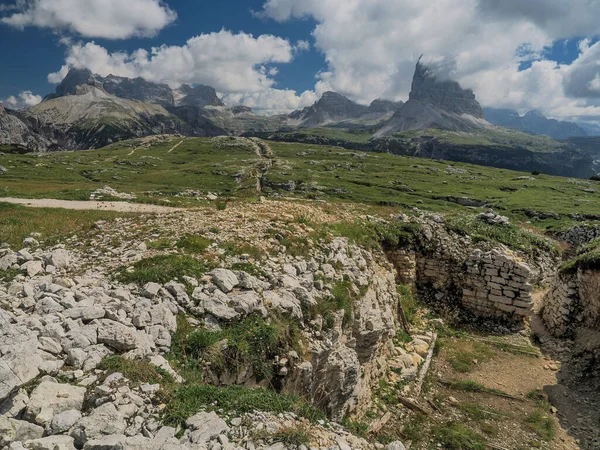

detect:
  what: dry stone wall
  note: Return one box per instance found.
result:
[387,220,538,323]
[542,270,600,337]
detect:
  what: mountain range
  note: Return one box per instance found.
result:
[1,60,600,179]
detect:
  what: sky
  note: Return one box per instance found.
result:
[1,0,600,123]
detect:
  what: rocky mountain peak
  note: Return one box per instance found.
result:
[177,84,224,108]
[368,98,404,114]
[51,68,103,98]
[409,60,484,119]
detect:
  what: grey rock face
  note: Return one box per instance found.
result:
[409,61,484,118]
[376,59,489,136]
[293,91,370,127]
[25,381,86,425]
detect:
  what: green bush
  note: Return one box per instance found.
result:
[432,422,486,450]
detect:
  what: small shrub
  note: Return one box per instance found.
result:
[97,355,174,386]
[115,254,209,285]
[176,234,213,253]
[0,268,23,282]
[215,200,228,210]
[222,242,263,260]
[341,418,369,438]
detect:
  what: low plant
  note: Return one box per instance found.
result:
[524,410,556,441]
[271,427,312,446]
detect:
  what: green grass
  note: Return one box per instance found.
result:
[445,214,558,257]
[305,280,362,329]
[287,128,374,144]
[147,238,173,250]
[269,427,312,446]
[97,355,173,386]
[0,268,23,282]
[171,314,303,381]
[222,241,263,260]
[444,341,496,373]
[442,380,511,398]
[0,202,136,249]
[230,262,267,278]
[397,284,417,324]
[432,422,487,450]
[163,384,325,427]
[3,137,600,231]
[176,234,213,253]
[524,411,556,441]
[457,402,508,421]
[115,254,210,285]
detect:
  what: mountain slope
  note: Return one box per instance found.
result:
[0,104,50,151]
[484,108,587,139]
[376,60,490,136]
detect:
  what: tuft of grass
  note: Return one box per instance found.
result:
[443,380,511,398]
[97,355,173,386]
[172,314,303,381]
[176,234,213,253]
[163,384,325,428]
[397,284,417,324]
[147,238,173,250]
[271,427,312,446]
[0,268,24,282]
[560,250,600,274]
[432,422,487,450]
[306,280,363,330]
[222,241,263,260]
[341,418,369,439]
[115,254,210,285]
[457,402,509,421]
[524,411,556,441]
[401,414,427,444]
[230,262,267,278]
[445,341,496,373]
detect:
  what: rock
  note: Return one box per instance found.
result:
[0,416,44,446]
[24,435,77,450]
[0,389,29,417]
[209,269,238,293]
[47,250,71,270]
[51,409,82,434]
[185,411,230,445]
[22,261,44,277]
[148,355,183,383]
[386,442,406,450]
[82,434,126,450]
[63,307,106,321]
[141,282,161,299]
[22,238,39,248]
[25,381,86,425]
[96,320,137,351]
[0,310,43,402]
[70,403,127,446]
[0,253,17,271]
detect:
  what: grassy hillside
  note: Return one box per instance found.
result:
[0,135,599,230]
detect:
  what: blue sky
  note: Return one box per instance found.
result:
[0,0,324,100]
[2,0,600,122]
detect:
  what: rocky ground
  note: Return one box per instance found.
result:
[0,200,597,450]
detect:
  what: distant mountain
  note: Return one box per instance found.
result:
[578,122,600,137]
[484,108,587,139]
[46,68,224,109]
[289,92,402,128]
[375,60,489,136]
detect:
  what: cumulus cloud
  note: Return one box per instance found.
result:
[1,90,43,109]
[0,0,177,39]
[258,0,600,122]
[48,30,316,114]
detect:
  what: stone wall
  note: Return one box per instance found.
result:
[556,225,600,248]
[542,270,600,337]
[388,223,537,323]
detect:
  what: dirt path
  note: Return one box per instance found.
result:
[167,139,185,153]
[0,197,183,213]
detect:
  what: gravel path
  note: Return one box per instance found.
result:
[0,197,183,213]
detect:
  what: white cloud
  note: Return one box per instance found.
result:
[258,0,600,123]
[48,30,317,114]
[1,90,43,109]
[0,0,176,39]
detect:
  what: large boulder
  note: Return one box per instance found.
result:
[96,320,137,351]
[70,403,127,446]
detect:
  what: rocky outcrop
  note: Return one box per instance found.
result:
[175,84,224,108]
[375,60,490,136]
[0,104,50,151]
[292,92,370,128]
